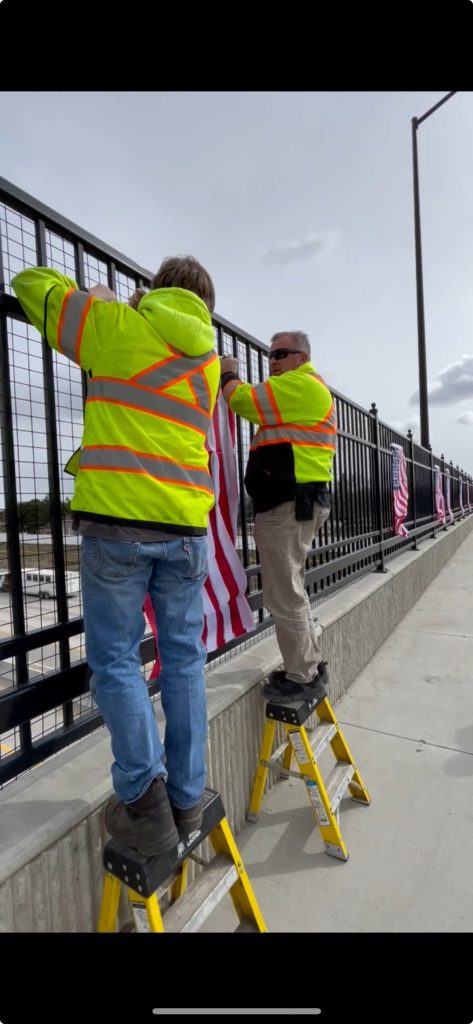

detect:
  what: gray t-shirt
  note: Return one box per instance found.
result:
[78,520,180,543]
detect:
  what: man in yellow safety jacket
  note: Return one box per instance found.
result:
[12,256,220,856]
[220,331,336,705]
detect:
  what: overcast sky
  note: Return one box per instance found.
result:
[2,90,473,472]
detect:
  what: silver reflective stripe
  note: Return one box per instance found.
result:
[251,426,336,448]
[190,371,211,414]
[80,447,213,490]
[87,378,209,433]
[59,291,91,362]
[252,384,280,424]
[222,379,239,400]
[138,350,215,389]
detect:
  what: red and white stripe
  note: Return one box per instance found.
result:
[459,477,465,518]
[434,465,446,526]
[445,468,454,525]
[391,443,409,538]
[145,393,254,669]
[202,394,255,651]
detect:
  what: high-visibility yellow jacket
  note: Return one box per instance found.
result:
[12,268,220,533]
[222,362,336,513]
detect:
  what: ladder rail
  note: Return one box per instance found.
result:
[249,694,371,863]
[97,789,267,934]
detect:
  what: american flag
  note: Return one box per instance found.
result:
[391,443,409,537]
[144,393,255,672]
[445,468,454,525]
[202,393,255,651]
[434,465,446,526]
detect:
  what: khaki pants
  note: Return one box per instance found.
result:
[253,500,330,684]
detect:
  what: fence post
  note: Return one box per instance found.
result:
[370,403,386,572]
[407,429,418,550]
[0,236,31,756]
[36,218,73,725]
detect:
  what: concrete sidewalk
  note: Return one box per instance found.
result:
[207,530,473,932]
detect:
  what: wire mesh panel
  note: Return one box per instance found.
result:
[0,176,471,785]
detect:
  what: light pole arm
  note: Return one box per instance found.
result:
[411,90,457,451]
[412,117,430,449]
[416,90,457,127]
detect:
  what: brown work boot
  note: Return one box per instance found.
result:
[104,776,179,857]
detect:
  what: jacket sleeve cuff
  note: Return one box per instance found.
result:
[221,372,240,389]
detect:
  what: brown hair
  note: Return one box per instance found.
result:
[151,255,215,313]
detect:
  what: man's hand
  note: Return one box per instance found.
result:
[220,355,239,376]
[128,288,147,310]
[88,283,117,302]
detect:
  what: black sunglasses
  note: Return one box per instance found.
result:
[269,348,304,361]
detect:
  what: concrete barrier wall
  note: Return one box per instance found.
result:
[1,515,472,932]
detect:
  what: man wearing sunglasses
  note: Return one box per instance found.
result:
[220,332,336,705]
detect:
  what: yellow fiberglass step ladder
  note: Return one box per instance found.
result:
[98,788,267,933]
[248,689,371,861]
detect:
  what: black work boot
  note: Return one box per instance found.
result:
[262,661,329,705]
[316,660,330,688]
[171,796,205,840]
[267,668,286,686]
[104,776,179,857]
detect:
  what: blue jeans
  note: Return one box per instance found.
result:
[80,535,208,807]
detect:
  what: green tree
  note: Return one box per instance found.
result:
[17,495,71,533]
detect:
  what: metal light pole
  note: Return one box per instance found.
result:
[412,90,456,449]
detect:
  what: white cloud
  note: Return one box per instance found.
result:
[390,415,420,441]
[260,232,340,267]
[411,355,473,407]
[457,411,473,425]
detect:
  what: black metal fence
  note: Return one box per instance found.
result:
[0,176,471,786]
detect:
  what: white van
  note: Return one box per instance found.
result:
[19,568,81,599]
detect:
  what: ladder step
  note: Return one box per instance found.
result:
[266,721,336,769]
[162,854,238,933]
[266,739,291,766]
[310,720,337,759]
[326,761,355,813]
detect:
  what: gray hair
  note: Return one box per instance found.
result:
[271,331,311,358]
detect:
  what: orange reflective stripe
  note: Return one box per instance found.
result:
[252,437,336,450]
[56,289,76,354]
[201,369,212,411]
[157,352,218,391]
[130,353,181,383]
[75,294,93,365]
[316,401,337,429]
[87,378,209,433]
[251,386,267,424]
[253,421,336,437]
[187,376,199,405]
[136,351,217,390]
[264,381,283,425]
[251,424,336,449]
[80,445,213,493]
[130,351,218,418]
[57,290,93,364]
[80,463,213,493]
[222,379,239,400]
